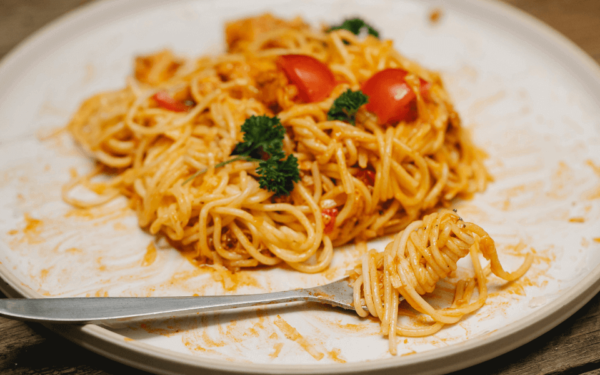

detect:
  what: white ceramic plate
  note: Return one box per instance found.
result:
[1,0,600,374]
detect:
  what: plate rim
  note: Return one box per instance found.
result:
[1,0,600,374]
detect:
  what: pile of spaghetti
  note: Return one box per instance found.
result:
[65,14,489,276]
[350,209,533,355]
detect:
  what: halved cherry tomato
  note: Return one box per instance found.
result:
[278,55,336,103]
[356,169,376,186]
[321,208,339,234]
[361,68,430,125]
[153,91,189,112]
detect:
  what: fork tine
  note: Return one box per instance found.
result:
[304,277,355,311]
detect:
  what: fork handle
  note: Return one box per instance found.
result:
[0,289,315,325]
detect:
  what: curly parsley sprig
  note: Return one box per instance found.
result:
[256,153,300,197]
[327,89,369,125]
[182,115,300,196]
[328,18,380,39]
[231,115,286,159]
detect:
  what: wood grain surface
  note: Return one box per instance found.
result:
[1,0,600,374]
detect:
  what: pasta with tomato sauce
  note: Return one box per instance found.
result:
[65,14,490,285]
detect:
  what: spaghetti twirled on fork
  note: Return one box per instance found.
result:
[350,210,533,355]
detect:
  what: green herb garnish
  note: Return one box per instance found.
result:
[256,153,300,197]
[327,89,369,125]
[182,115,300,196]
[328,18,380,38]
[231,115,286,160]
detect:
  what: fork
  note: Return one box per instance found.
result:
[0,277,355,325]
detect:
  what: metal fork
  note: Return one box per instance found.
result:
[0,277,355,325]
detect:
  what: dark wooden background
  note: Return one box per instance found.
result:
[1,0,600,374]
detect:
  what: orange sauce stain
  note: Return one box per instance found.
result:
[247,318,266,338]
[586,159,600,177]
[40,269,49,281]
[202,329,226,347]
[319,318,375,334]
[594,238,600,243]
[269,332,278,339]
[124,337,134,342]
[179,251,261,292]
[170,267,214,283]
[96,257,107,272]
[429,8,442,24]
[182,339,215,354]
[37,125,67,141]
[142,243,157,267]
[269,342,284,359]
[180,335,246,362]
[94,289,109,297]
[547,161,573,199]
[582,238,590,248]
[327,348,346,363]
[323,267,339,281]
[274,316,324,361]
[113,222,128,231]
[528,246,556,266]
[587,187,600,200]
[308,290,334,299]
[401,350,417,357]
[162,267,216,295]
[64,205,130,226]
[584,161,600,200]
[140,322,181,337]
[10,214,47,244]
[245,327,259,338]
[569,217,585,223]
[224,321,244,343]
[7,230,18,236]
[500,280,527,296]
[488,181,545,212]
[225,271,261,291]
[255,313,266,328]
[66,247,81,254]
[24,214,42,233]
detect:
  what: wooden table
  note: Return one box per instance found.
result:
[1,1,600,374]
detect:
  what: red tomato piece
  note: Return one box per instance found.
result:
[356,169,376,186]
[361,68,429,125]
[278,55,336,103]
[419,78,431,98]
[321,208,339,234]
[153,91,189,112]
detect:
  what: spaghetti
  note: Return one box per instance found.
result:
[350,209,533,355]
[65,14,490,276]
